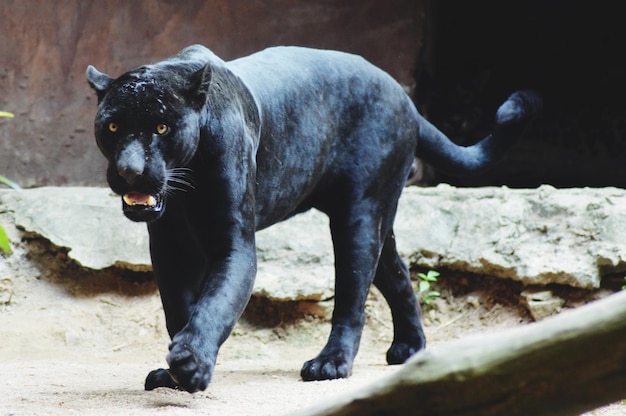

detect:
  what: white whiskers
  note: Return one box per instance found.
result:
[165,167,196,195]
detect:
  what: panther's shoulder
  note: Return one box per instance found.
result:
[158,44,225,70]
[229,45,366,67]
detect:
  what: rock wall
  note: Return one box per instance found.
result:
[2,186,626,303]
[0,0,423,187]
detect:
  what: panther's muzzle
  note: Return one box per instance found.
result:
[121,192,165,222]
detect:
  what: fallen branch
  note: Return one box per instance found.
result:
[298,290,626,416]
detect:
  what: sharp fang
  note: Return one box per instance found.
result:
[147,195,156,207]
[123,194,135,206]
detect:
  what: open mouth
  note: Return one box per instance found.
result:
[123,192,159,208]
[121,192,164,221]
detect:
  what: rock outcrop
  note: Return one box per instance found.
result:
[395,185,626,289]
[1,185,625,301]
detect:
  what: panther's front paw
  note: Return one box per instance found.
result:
[166,337,214,393]
[300,353,353,381]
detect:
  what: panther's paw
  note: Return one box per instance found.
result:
[386,340,425,365]
[145,368,178,390]
[166,338,214,393]
[300,353,353,381]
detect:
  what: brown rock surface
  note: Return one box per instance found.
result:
[0,0,422,187]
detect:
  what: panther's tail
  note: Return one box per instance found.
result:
[415,91,542,176]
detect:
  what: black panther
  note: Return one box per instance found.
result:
[86,45,540,393]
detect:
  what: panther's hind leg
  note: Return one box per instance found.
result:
[145,369,178,391]
[373,231,426,364]
[300,204,387,381]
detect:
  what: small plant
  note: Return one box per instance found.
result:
[417,270,441,305]
[0,226,11,256]
[0,175,21,190]
[0,110,17,255]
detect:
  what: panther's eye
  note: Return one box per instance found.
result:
[108,122,118,133]
[155,123,169,135]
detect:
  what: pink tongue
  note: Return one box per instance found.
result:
[123,192,155,206]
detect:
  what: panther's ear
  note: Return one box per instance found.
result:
[86,65,113,102]
[187,63,212,109]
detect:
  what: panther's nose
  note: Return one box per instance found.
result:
[117,142,145,184]
[118,164,143,184]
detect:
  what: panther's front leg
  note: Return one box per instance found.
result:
[165,253,256,393]
[144,205,257,393]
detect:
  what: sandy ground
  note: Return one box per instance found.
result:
[0,237,624,416]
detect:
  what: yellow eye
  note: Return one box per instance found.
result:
[108,122,118,132]
[156,123,169,135]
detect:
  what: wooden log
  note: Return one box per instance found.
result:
[298,290,626,416]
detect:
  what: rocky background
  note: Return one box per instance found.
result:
[0,0,423,187]
[1,0,625,332]
[2,1,626,189]
[3,185,625,322]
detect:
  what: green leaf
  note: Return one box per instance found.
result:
[0,111,14,118]
[0,224,12,255]
[418,270,440,281]
[0,175,21,190]
[421,271,439,282]
[419,281,430,293]
[426,270,440,282]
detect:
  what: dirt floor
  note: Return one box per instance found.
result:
[1,237,624,415]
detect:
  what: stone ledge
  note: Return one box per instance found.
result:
[395,185,626,289]
[2,185,624,300]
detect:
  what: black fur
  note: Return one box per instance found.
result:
[86,45,540,393]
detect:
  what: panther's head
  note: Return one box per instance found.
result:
[86,64,204,222]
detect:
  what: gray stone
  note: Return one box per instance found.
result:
[0,277,13,304]
[0,187,334,300]
[395,185,626,289]
[3,185,626,301]
[0,187,151,271]
[255,209,334,301]
[520,288,565,320]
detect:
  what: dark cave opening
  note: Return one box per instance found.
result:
[415,1,626,188]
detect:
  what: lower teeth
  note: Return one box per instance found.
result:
[123,194,157,207]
